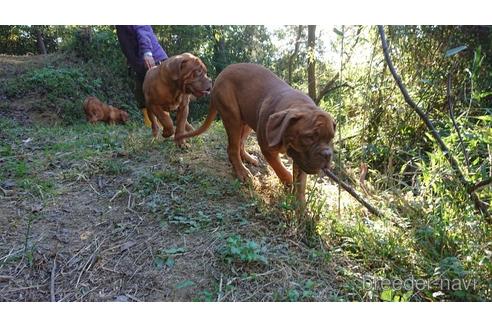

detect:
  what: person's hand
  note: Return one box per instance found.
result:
[143,52,155,70]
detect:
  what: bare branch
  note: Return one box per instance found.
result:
[315,73,338,105]
[469,176,492,193]
[50,257,57,302]
[323,168,383,217]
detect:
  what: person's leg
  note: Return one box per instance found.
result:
[133,71,154,127]
[136,70,163,129]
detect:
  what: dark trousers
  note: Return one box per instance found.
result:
[134,70,146,110]
[131,60,162,109]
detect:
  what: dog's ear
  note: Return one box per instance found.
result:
[266,109,303,148]
[167,55,190,80]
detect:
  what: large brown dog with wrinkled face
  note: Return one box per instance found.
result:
[83,96,129,124]
[142,52,212,145]
[176,63,336,203]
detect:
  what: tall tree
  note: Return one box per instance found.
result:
[307,25,316,100]
[33,26,47,55]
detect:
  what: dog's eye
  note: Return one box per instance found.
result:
[303,132,317,144]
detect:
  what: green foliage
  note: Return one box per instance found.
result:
[273,280,318,302]
[1,25,491,301]
[220,235,267,265]
[0,25,61,55]
[151,25,276,120]
[380,288,413,302]
[1,28,137,124]
[154,247,187,270]
[4,66,100,99]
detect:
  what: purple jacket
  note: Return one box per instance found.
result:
[116,25,168,75]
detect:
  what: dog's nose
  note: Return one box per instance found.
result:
[321,148,332,161]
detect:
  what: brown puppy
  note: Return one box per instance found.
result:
[176,63,336,203]
[142,52,212,145]
[83,96,129,124]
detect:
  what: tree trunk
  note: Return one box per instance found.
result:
[210,26,227,75]
[34,26,47,55]
[307,25,316,101]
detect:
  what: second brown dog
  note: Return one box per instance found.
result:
[83,96,129,124]
[142,52,212,146]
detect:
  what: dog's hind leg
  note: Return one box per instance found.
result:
[240,125,259,166]
[221,110,253,182]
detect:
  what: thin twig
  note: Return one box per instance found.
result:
[125,293,143,302]
[0,275,14,281]
[447,65,471,168]
[75,238,105,288]
[323,168,383,217]
[50,256,57,302]
[0,185,9,196]
[469,176,492,193]
[87,182,101,196]
[217,274,223,302]
[0,248,21,262]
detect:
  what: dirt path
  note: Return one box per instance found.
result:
[0,115,341,301]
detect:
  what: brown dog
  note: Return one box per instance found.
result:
[83,96,129,124]
[176,63,336,203]
[142,52,212,145]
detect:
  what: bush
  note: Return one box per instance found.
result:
[1,28,140,124]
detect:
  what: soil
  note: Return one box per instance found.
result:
[0,54,343,301]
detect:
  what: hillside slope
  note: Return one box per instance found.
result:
[0,54,344,301]
[1,54,489,301]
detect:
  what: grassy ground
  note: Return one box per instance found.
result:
[0,54,490,301]
[0,116,347,301]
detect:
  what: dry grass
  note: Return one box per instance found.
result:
[0,115,346,301]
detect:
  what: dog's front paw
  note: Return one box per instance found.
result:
[235,167,253,183]
[162,128,174,138]
[174,137,190,148]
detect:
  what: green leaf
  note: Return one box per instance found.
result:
[164,247,187,255]
[474,115,492,122]
[401,290,413,302]
[305,279,315,290]
[287,289,300,302]
[176,280,195,289]
[165,257,176,268]
[154,257,165,270]
[380,289,394,302]
[445,45,468,57]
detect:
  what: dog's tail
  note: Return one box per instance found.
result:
[175,101,218,141]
